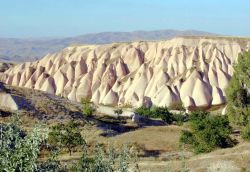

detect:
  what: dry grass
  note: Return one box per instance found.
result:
[109,126,182,152]
[138,142,250,172]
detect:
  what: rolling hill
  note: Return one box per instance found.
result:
[0,30,215,62]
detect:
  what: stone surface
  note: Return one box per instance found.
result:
[1,37,249,108]
[0,92,19,110]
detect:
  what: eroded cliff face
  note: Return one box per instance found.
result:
[1,37,250,108]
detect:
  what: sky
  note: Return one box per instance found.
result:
[1,0,250,38]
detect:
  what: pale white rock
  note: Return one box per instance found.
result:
[211,86,226,105]
[12,72,21,86]
[35,73,49,90]
[192,79,212,107]
[1,37,249,108]
[0,93,19,110]
[222,106,227,115]
[68,87,77,101]
[54,70,68,96]
[152,85,179,107]
[102,89,118,106]
[183,96,196,108]
[41,77,56,94]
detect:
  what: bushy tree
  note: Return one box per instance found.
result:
[48,120,85,156]
[0,114,48,172]
[180,111,233,153]
[135,106,175,124]
[225,51,250,126]
[134,106,152,118]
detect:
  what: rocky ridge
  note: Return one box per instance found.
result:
[1,37,250,109]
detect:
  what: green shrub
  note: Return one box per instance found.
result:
[134,106,189,125]
[134,106,174,124]
[179,130,194,145]
[172,113,188,126]
[76,145,132,172]
[37,149,65,172]
[151,106,173,124]
[242,123,250,141]
[134,106,152,118]
[180,111,233,153]
[81,98,96,117]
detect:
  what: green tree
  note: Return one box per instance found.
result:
[225,51,250,126]
[81,98,96,117]
[48,121,85,156]
[180,111,233,153]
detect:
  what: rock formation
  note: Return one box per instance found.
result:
[1,37,250,108]
[0,93,19,111]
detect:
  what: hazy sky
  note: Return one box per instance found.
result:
[1,0,250,38]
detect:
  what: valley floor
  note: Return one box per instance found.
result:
[0,83,250,172]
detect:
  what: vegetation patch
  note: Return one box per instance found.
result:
[225,51,250,126]
[180,111,234,153]
[134,106,187,125]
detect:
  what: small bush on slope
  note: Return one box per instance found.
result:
[180,111,233,153]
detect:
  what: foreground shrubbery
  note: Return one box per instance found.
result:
[180,111,233,153]
[0,114,48,172]
[135,106,187,125]
[0,115,135,172]
[73,145,136,172]
[39,144,135,172]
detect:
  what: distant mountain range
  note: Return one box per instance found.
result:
[0,30,216,62]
